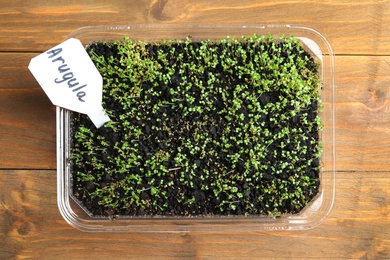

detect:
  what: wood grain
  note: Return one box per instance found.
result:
[0,170,388,259]
[2,54,390,171]
[0,53,56,169]
[1,0,390,54]
[1,1,390,258]
[335,55,390,171]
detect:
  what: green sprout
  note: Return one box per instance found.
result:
[70,34,322,217]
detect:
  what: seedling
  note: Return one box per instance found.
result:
[70,34,322,217]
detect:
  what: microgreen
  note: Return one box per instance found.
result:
[70,34,322,217]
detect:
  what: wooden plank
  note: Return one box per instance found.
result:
[0,53,56,169]
[0,170,388,258]
[0,0,390,54]
[2,53,390,171]
[335,56,390,171]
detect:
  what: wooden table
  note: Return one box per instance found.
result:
[1,1,389,258]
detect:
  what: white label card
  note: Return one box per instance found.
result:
[28,38,110,128]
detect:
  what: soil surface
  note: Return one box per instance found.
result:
[71,36,321,217]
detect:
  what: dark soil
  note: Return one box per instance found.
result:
[70,35,322,217]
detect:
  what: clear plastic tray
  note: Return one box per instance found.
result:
[57,24,335,232]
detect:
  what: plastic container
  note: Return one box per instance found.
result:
[57,24,335,232]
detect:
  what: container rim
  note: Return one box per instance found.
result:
[57,24,335,232]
